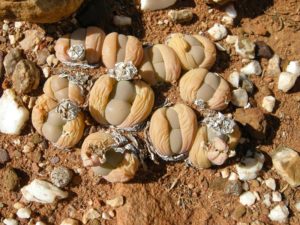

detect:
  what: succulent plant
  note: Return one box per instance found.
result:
[55,26,105,66]
[149,104,197,160]
[139,44,181,85]
[166,33,216,70]
[102,32,144,69]
[179,68,231,110]
[81,132,139,183]
[89,75,154,129]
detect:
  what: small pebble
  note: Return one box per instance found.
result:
[3,218,18,225]
[265,178,276,191]
[221,168,229,178]
[36,222,47,225]
[0,148,10,164]
[50,167,73,188]
[261,96,276,113]
[263,193,271,207]
[278,72,298,92]
[108,210,115,218]
[13,202,24,209]
[225,35,238,44]
[235,38,255,59]
[231,204,246,220]
[14,22,23,29]
[236,152,265,181]
[208,23,228,41]
[242,182,249,191]
[221,16,234,26]
[102,212,111,220]
[16,207,31,219]
[228,172,238,181]
[266,54,281,76]
[2,23,9,31]
[268,205,289,222]
[286,60,300,77]
[255,41,274,59]
[231,88,248,107]
[42,67,50,78]
[168,9,193,23]
[225,4,237,18]
[82,209,101,224]
[106,196,125,208]
[60,218,79,225]
[50,156,60,164]
[241,61,262,75]
[8,35,16,45]
[239,191,256,206]
[272,191,282,202]
[224,180,243,196]
[295,202,300,212]
[87,219,101,225]
[2,167,20,191]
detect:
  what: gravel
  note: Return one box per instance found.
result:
[50,166,73,188]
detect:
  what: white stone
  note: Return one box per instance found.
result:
[265,178,276,191]
[235,38,255,59]
[208,23,228,41]
[236,152,265,181]
[3,219,18,225]
[2,23,9,31]
[225,4,237,18]
[82,208,101,224]
[263,193,271,207]
[241,61,262,75]
[221,16,234,26]
[272,191,282,202]
[286,61,300,77]
[0,89,29,135]
[295,202,300,212]
[46,54,58,67]
[278,72,298,92]
[266,54,281,76]
[221,169,230,178]
[8,35,16,45]
[228,71,240,88]
[60,218,79,225]
[42,67,50,78]
[239,191,256,206]
[14,22,23,29]
[242,182,249,191]
[140,0,177,11]
[113,15,132,26]
[21,179,68,204]
[262,96,276,113]
[106,196,125,208]
[253,191,260,201]
[228,172,238,181]
[102,212,111,220]
[36,222,47,225]
[268,205,289,222]
[231,88,248,107]
[17,207,31,219]
[225,35,238,44]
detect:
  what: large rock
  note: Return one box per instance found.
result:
[0,0,84,23]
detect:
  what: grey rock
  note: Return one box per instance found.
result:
[51,166,73,188]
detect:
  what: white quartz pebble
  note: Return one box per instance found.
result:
[241,61,262,75]
[140,0,177,11]
[272,191,282,202]
[0,89,29,135]
[208,23,228,41]
[21,179,68,204]
[265,178,276,191]
[231,88,248,107]
[278,72,298,92]
[286,61,300,77]
[239,191,256,206]
[263,193,271,207]
[295,202,300,212]
[225,4,237,18]
[16,207,31,219]
[3,219,18,225]
[262,96,276,113]
[268,205,289,222]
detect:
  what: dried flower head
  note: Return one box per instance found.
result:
[203,112,235,136]
[56,99,80,121]
[59,72,92,95]
[68,44,86,61]
[108,61,138,81]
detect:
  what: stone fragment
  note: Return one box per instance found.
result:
[228,71,240,88]
[255,41,273,59]
[2,167,20,191]
[272,191,282,202]
[268,205,289,222]
[231,88,248,107]
[19,30,44,51]
[236,152,265,181]
[168,9,193,23]
[21,179,68,203]
[208,23,228,41]
[225,4,237,18]
[263,193,271,207]
[241,61,262,75]
[106,196,125,208]
[224,180,243,196]
[231,204,246,220]
[102,212,111,220]
[234,108,267,139]
[286,60,300,76]
[0,0,84,23]
[0,89,30,135]
[239,191,256,206]
[221,16,234,26]
[3,218,18,225]
[272,147,300,187]
[265,178,276,191]
[266,54,281,76]
[278,72,298,92]
[261,96,276,113]
[0,148,10,164]
[36,49,50,66]
[60,218,80,225]
[16,207,31,219]
[3,49,23,75]
[140,0,177,11]
[225,35,238,44]
[50,167,73,188]
[82,209,101,224]
[235,38,255,59]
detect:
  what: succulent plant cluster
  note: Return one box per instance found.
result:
[32,26,242,183]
